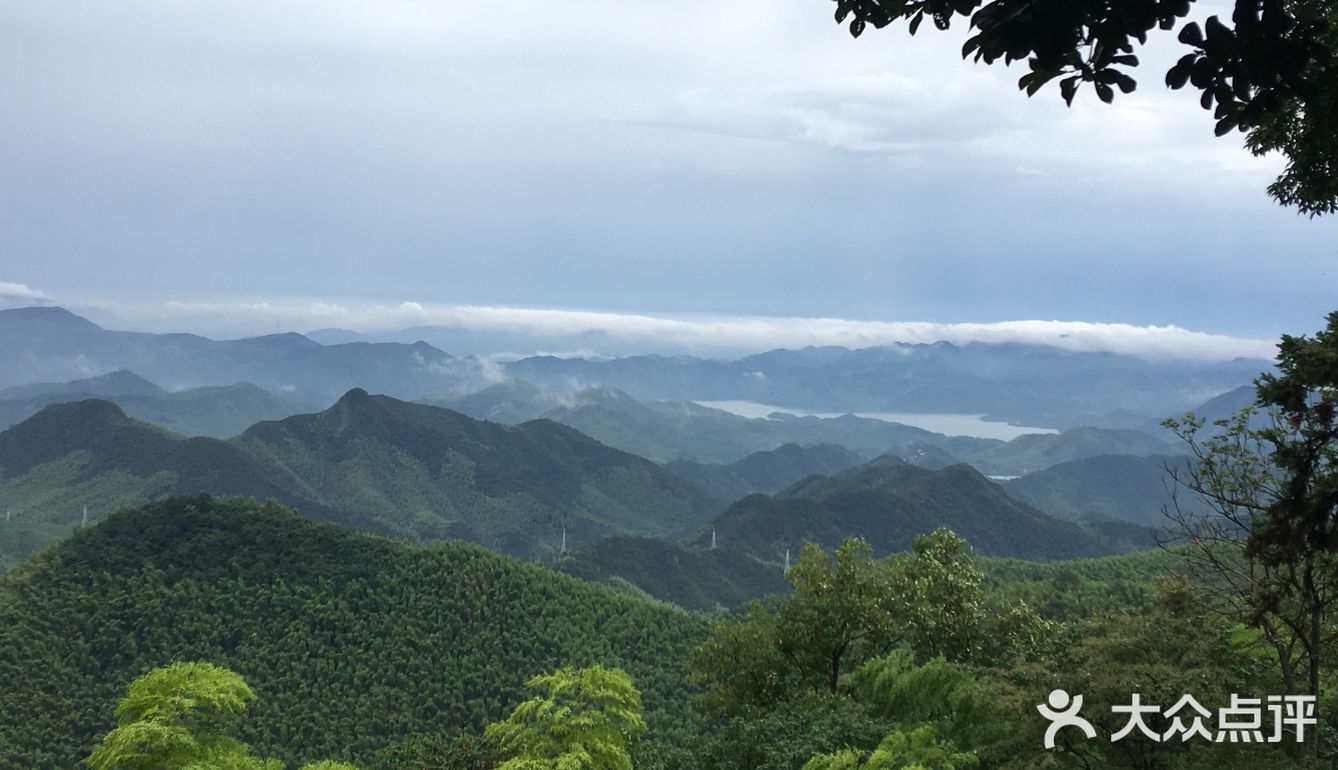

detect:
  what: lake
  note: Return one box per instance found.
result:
[694,400,1058,441]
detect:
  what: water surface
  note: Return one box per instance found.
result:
[695,400,1057,441]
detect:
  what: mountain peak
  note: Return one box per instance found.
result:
[0,305,101,329]
[338,387,373,403]
[31,397,132,426]
[328,388,385,418]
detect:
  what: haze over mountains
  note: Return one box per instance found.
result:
[0,304,1270,607]
[2,306,1267,430]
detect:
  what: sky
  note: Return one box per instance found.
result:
[1,0,1334,356]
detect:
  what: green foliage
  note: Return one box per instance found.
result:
[371,734,496,770]
[0,497,705,770]
[1162,312,1338,764]
[556,536,787,613]
[696,691,888,770]
[781,538,900,693]
[87,661,338,770]
[829,0,1338,215]
[692,534,1047,712]
[1251,311,1338,564]
[803,725,978,770]
[690,534,1048,769]
[1000,577,1297,768]
[982,547,1179,621]
[885,530,1053,665]
[485,665,646,770]
[844,653,1011,761]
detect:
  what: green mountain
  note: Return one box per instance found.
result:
[0,496,707,770]
[556,536,788,613]
[0,391,715,560]
[962,426,1179,476]
[0,372,312,438]
[1001,453,1205,526]
[110,382,314,437]
[663,443,867,506]
[694,460,1146,562]
[237,388,715,554]
[0,398,299,512]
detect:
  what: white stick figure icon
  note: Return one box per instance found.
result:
[1037,689,1097,749]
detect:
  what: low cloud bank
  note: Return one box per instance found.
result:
[99,298,1278,362]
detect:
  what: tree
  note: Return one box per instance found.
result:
[484,665,647,770]
[827,0,1338,215]
[801,725,979,770]
[797,652,1007,770]
[86,661,359,770]
[87,662,280,770]
[885,530,1051,666]
[781,538,901,695]
[690,534,1048,770]
[1164,311,1338,765]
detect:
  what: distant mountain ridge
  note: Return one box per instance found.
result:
[0,391,716,558]
[695,459,1149,562]
[1001,454,1205,526]
[429,380,998,464]
[2,306,1268,430]
[503,341,1268,429]
[962,427,1180,477]
[663,443,868,505]
[0,370,310,438]
[0,306,490,403]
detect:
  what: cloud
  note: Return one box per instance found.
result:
[0,281,52,306]
[104,298,1275,362]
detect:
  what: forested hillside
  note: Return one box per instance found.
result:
[0,497,707,770]
[697,460,1149,561]
[0,391,716,560]
[1001,454,1204,525]
[556,536,788,612]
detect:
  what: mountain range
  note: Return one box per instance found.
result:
[0,391,715,558]
[2,306,1268,430]
[1001,453,1206,526]
[689,458,1151,563]
[429,381,996,464]
[502,342,1268,428]
[0,369,310,438]
[0,306,489,403]
[662,443,868,506]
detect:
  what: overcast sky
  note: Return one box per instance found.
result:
[2,0,1334,355]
